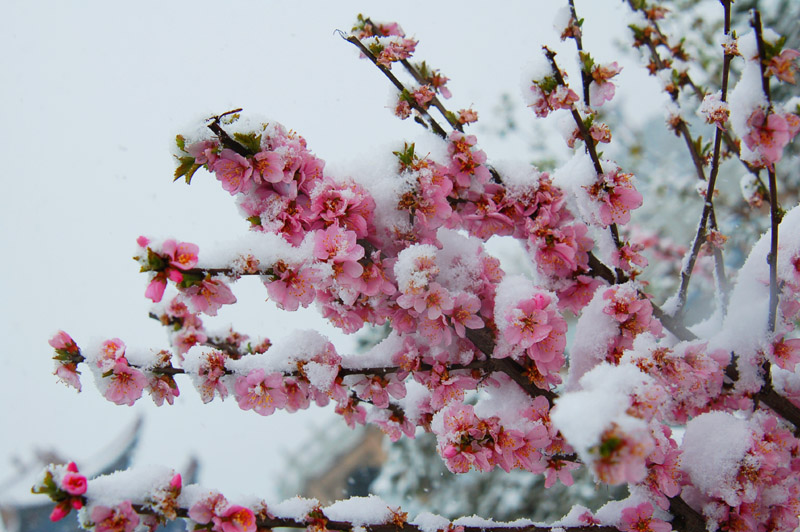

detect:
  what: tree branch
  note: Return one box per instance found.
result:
[751,10,780,333]
[340,32,448,139]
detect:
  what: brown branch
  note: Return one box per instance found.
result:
[668,496,708,532]
[398,58,464,133]
[543,47,604,177]
[750,11,780,332]
[567,0,592,106]
[126,502,617,532]
[340,32,447,139]
[206,109,251,157]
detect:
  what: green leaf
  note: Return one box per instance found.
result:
[393,142,416,168]
[763,35,788,61]
[537,75,559,94]
[596,436,623,458]
[177,271,204,289]
[367,38,384,56]
[174,156,196,181]
[579,51,595,74]
[146,248,168,272]
[247,215,262,227]
[232,132,262,156]
[184,164,201,185]
[417,61,430,79]
[175,134,186,153]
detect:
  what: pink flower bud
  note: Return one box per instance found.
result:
[170,473,182,490]
[442,444,459,458]
[50,503,70,522]
[66,461,78,473]
[61,472,87,495]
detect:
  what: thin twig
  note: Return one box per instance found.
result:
[751,10,780,332]
[567,0,592,106]
[339,31,448,139]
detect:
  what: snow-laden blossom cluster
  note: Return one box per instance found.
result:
[40,6,800,532]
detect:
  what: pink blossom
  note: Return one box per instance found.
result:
[49,330,79,353]
[547,85,579,110]
[189,493,229,528]
[744,108,793,168]
[313,225,364,277]
[61,471,87,495]
[395,99,411,119]
[449,293,484,338]
[252,150,284,184]
[589,62,622,106]
[196,350,229,403]
[91,501,140,532]
[148,374,180,406]
[412,85,435,106]
[184,279,237,316]
[162,239,199,270]
[186,139,219,165]
[768,49,800,84]
[54,362,82,391]
[587,169,642,227]
[556,275,602,314]
[145,277,167,302]
[335,397,368,428]
[769,337,800,371]
[458,108,478,124]
[97,338,126,370]
[544,458,580,488]
[219,505,257,532]
[103,361,147,406]
[49,503,71,522]
[234,369,287,416]
[528,84,551,117]
[503,294,565,359]
[266,262,320,311]
[592,424,655,484]
[619,502,671,532]
[211,149,254,195]
[613,242,648,272]
[349,375,406,409]
[282,377,311,412]
[376,38,417,67]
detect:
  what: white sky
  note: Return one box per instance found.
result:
[0,0,662,509]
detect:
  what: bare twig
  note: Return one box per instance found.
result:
[751,10,780,332]
[339,31,448,139]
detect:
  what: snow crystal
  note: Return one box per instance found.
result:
[520,54,553,106]
[552,6,572,35]
[303,361,338,392]
[271,496,319,520]
[711,204,800,392]
[399,380,433,426]
[553,363,651,456]
[86,465,174,507]
[552,152,599,226]
[435,229,483,293]
[324,495,393,525]
[341,332,402,370]
[394,244,439,293]
[563,288,618,390]
[681,411,751,505]
[493,275,536,331]
[411,512,450,532]
[474,375,537,433]
[196,231,314,272]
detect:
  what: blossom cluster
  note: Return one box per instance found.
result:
[41,7,800,532]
